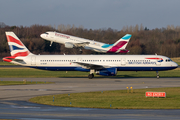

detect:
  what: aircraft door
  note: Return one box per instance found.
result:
[31,56,36,65]
[77,58,82,62]
[121,58,126,65]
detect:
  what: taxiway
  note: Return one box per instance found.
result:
[0,77,180,119]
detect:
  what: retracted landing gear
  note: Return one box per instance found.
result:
[88,69,95,79]
[79,48,82,54]
[156,71,159,79]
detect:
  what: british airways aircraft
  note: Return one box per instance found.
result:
[40,31,131,53]
[3,32,178,79]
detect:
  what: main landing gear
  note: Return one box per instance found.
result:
[156,71,159,79]
[88,69,95,79]
[88,73,94,79]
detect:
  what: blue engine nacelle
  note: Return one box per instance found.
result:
[96,68,117,76]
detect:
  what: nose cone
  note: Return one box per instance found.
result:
[172,62,178,68]
[175,62,178,68]
[40,34,45,39]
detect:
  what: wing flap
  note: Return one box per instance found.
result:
[74,62,110,69]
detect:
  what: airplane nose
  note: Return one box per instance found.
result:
[173,62,178,68]
[176,63,178,68]
[40,34,44,38]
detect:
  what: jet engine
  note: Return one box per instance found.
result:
[65,42,74,48]
[96,68,117,76]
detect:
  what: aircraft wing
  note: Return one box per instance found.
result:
[74,62,110,69]
[73,42,90,47]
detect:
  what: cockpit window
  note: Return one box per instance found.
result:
[44,32,49,35]
[166,59,172,62]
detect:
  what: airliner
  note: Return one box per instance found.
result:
[40,31,131,53]
[3,32,178,79]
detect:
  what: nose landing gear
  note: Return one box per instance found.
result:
[156,71,159,79]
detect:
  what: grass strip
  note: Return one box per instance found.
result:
[0,61,17,65]
[0,68,179,78]
[0,80,53,86]
[171,57,180,65]
[29,87,180,109]
[0,68,89,78]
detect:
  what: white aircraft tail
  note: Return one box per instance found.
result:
[5,32,32,57]
[113,34,131,49]
[101,34,131,53]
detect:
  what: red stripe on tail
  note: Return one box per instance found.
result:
[114,41,127,47]
[6,35,24,46]
[13,51,30,57]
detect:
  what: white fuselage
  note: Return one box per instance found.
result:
[13,55,178,72]
[40,32,112,53]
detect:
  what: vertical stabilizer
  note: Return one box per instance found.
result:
[107,34,131,53]
[5,32,32,57]
[113,34,131,49]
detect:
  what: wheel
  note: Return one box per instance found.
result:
[88,74,93,79]
[156,71,159,79]
[157,75,159,79]
[88,74,94,79]
[92,73,94,78]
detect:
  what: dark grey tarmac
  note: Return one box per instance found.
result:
[0,77,180,119]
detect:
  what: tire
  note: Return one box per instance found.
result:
[88,74,93,79]
[92,73,94,78]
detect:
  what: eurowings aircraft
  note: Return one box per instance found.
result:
[3,32,178,79]
[40,31,131,53]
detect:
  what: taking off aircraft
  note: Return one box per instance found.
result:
[40,31,131,53]
[3,32,178,79]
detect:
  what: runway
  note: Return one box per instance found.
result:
[0,77,180,119]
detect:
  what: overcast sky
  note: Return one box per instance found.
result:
[0,0,180,30]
